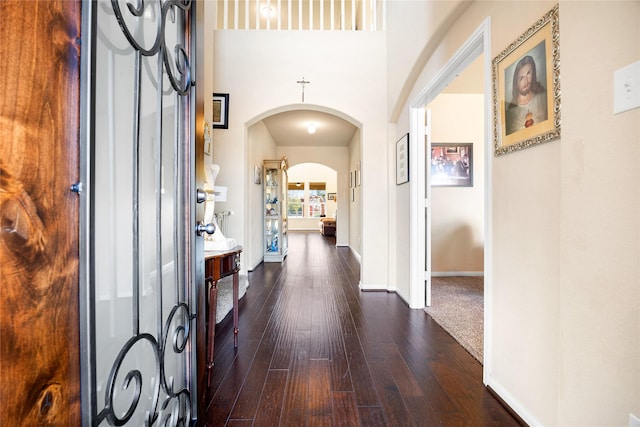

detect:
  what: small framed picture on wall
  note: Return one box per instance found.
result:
[212,93,229,129]
[431,143,473,187]
[396,133,409,185]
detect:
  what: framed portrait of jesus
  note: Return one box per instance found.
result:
[492,5,560,156]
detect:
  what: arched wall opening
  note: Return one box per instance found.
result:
[244,104,360,271]
[287,163,338,231]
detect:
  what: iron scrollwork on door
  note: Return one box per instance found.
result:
[92,0,194,425]
[110,0,192,95]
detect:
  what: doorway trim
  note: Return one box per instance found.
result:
[408,18,493,374]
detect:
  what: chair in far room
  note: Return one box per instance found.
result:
[319,217,336,237]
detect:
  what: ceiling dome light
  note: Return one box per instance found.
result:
[307,123,317,134]
[261,6,275,17]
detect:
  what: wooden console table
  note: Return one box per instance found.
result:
[204,245,242,387]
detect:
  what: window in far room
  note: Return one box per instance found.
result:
[288,182,327,218]
[287,183,304,217]
[308,182,326,218]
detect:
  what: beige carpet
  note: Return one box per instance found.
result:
[215,275,249,324]
[424,276,483,363]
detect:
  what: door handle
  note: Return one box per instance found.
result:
[196,222,216,236]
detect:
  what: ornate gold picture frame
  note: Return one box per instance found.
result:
[492,4,560,156]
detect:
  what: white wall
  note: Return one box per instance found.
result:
[429,94,484,274]
[388,1,640,425]
[348,130,362,258]
[287,163,338,230]
[245,121,277,270]
[558,2,639,425]
[385,0,473,121]
[212,30,385,288]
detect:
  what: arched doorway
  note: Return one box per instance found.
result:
[244,105,361,271]
[287,162,338,236]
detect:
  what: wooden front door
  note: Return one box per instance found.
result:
[0,1,82,425]
[1,0,199,425]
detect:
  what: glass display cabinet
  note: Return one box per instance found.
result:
[263,157,288,262]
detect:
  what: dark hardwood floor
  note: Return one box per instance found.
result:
[202,231,521,426]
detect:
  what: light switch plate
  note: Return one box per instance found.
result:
[630,413,640,427]
[614,60,640,114]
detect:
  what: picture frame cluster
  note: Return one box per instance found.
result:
[349,162,361,202]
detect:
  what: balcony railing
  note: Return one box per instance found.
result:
[214,0,386,31]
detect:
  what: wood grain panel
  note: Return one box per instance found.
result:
[252,369,288,427]
[330,391,359,427]
[203,338,261,426]
[367,360,412,427]
[307,359,332,426]
[279,330,310,424]
[0,1,81,425]
[269,272,303,369]
[309,289,329,359]
[325,291,352,392]
[357,406,387,427]
[342,333,379,407]
[228,316,280,419]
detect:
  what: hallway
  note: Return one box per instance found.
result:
[203,231,520,426]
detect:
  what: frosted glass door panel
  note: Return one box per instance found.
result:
[90,1,193,424]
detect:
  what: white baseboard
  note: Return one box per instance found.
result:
[485,373,541,427]
[358,281,387,291]
[395,289,410,306]
[350,247,361,263]
[432,271,484,277]
[247,258,263,272]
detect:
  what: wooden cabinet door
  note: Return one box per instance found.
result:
[0,1,81,425]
